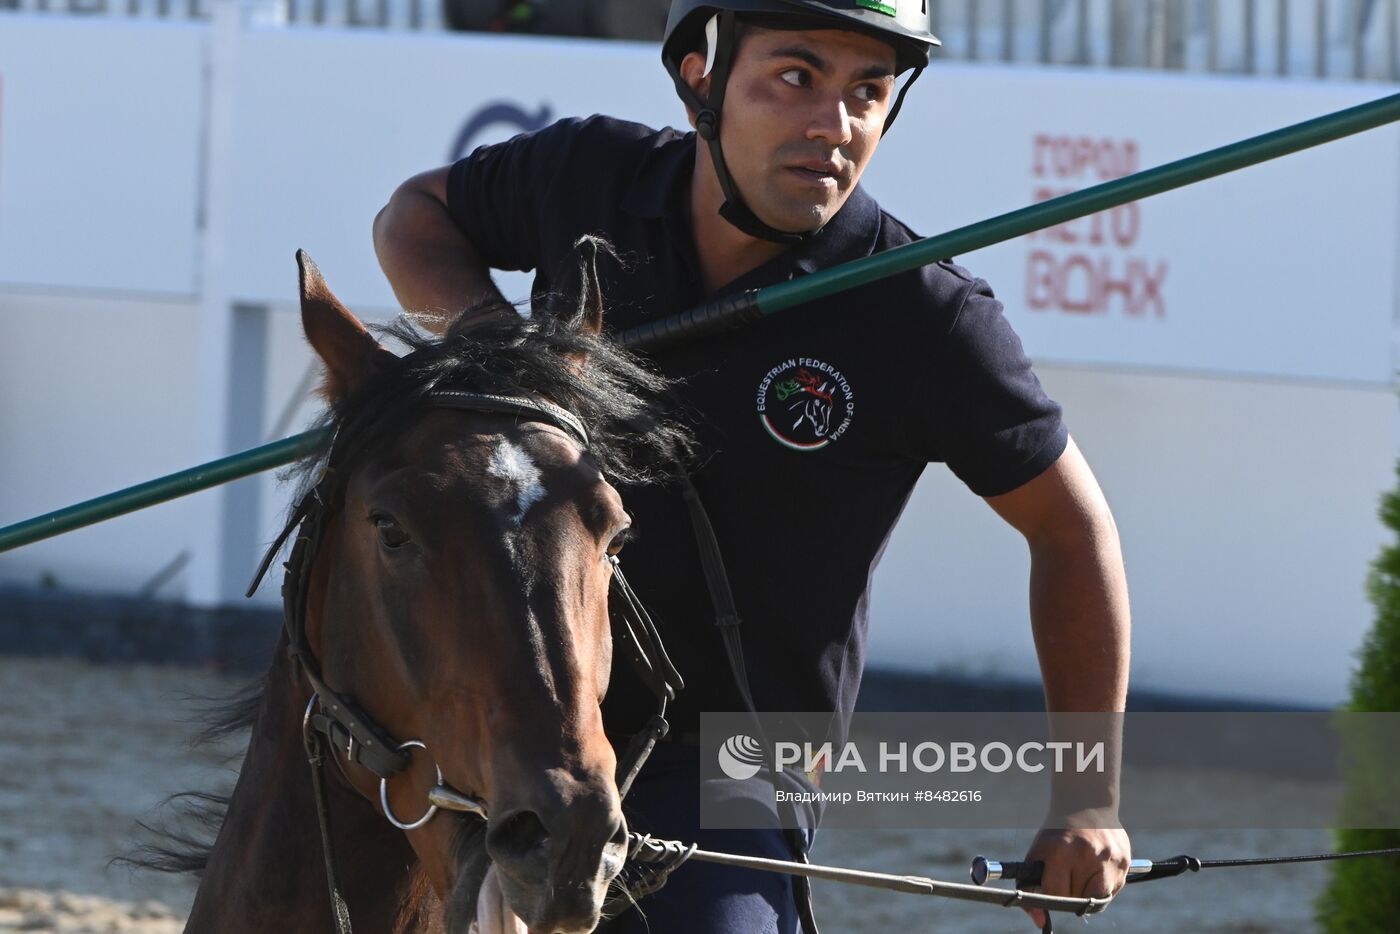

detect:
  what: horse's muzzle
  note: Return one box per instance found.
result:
[481,786,628,933]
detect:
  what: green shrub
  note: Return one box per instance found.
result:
[1315,466,1400,930]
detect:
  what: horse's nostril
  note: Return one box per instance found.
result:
[486,810,550,864]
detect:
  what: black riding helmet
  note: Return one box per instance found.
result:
[662,0,941,244]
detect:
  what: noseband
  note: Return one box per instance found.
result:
[248,388,683,934]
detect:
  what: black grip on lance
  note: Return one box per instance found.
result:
[618,290,763,351]
[972,855,1170,888]
[972,857,1043,887]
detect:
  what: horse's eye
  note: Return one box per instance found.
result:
[373,515,411,549]
[607,528,633,557]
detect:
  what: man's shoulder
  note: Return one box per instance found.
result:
[534,114,689,161]
[869,206,983,307]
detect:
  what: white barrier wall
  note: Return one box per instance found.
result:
[0,292,202,590]
[877,68,1400,386]
[0,11,1396,704]
[0,16,206,591]
[875,365,1397,706]
[0,18,204,295]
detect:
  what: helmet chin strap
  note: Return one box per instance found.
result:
[667,12,927,248]
[694,12,811,245]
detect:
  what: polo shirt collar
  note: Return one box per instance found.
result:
[621,129,693,219]
[788,184,879,276]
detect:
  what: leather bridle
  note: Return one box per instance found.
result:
[247,388,684,934]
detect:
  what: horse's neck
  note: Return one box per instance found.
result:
[187,637,423,933]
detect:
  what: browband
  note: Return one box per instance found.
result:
[426,390,590,449]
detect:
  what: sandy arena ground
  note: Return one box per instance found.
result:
[0,657,1341,932]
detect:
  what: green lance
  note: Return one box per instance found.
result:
[2,92,1397,554]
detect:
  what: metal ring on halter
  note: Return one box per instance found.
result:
[302,694,319,745]
[379,739,443,831]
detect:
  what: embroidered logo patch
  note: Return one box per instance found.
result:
[756,358,855,451]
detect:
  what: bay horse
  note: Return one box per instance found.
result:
[164,247,689,933]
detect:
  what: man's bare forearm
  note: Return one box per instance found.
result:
[1028,510,1130,714]
[373,170,506,333]
[983,440,1131,714]
[1027,510,1130,818]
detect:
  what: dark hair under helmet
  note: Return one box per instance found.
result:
[662,1,941,244]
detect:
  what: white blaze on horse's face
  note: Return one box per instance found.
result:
[485,439,547,527]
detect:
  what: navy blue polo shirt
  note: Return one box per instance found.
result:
[447,116,1067,739]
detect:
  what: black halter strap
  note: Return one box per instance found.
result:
[249,388,682,934]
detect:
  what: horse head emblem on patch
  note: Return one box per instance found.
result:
[755,357,855,451]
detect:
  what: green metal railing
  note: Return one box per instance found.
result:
[1,91,1398,554]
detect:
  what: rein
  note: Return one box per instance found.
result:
[594,832,1400,934]
[248,388,683,934]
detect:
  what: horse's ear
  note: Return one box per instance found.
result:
[297,250,396,400]
[560,235,606,338]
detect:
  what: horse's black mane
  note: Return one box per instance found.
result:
[128,253,693,897]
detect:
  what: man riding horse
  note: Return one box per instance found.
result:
[374,1,1133,929]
